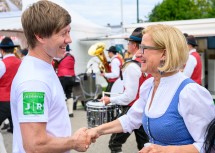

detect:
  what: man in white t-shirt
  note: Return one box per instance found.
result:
[10,1,91,153]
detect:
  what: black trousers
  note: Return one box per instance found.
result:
[0,102,13,131]
[109,106,149,152]
[59,76,76,99]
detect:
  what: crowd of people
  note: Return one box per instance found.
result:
[0,0,214,153]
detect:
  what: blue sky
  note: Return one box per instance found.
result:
[64,0,163,26]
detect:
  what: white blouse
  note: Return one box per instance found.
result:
[119,72,215,153]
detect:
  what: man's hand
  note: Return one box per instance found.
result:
[100,96,110,105]
[71,127,91,152]
[86,128,100,143]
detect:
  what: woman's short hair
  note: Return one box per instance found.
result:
[21,0,71,49]
[143,24,189,73]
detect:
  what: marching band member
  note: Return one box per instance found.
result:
[57,45,76,117]
[101,27,150,153]
[0,37,21,134]
[183,35,202,85]
[101,46,123,92]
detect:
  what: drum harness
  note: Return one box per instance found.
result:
[117,59,143,116]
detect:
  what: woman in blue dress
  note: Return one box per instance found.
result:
[87,24,215,153]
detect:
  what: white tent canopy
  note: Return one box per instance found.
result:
[124,18,215,37]
[0,0,111,45]
[0,0,111,75]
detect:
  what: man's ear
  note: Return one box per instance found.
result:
[34,34,45,44]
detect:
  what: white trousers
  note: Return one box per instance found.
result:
[0,132,7,153]
[66,98,74,114]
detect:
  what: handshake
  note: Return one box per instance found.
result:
[71,127,101,152]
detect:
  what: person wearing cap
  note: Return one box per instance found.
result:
[57,44,76,117]
[10,1,91,153]
[19,48,28,59]
[0,37,21,134]
[101,46,123,92]
[14,48,28,60]
[86,24,215,153]
[183,35,202,85]
[100,27,150,153]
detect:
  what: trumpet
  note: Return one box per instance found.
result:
[88,42,110,73]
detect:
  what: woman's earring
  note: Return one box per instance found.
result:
[160,60,165,67]
[158,60,165,75]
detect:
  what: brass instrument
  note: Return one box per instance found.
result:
[13,47,22,59]
[88,42,110,73]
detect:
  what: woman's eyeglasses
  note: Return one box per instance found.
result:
[139,44,164,54]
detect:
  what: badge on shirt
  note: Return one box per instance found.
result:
[23,92,45,115]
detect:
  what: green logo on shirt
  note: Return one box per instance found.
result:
[23,92,45,115]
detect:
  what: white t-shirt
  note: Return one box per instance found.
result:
[10,56,71,153]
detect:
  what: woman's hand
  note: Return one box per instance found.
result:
[138,144,169,153]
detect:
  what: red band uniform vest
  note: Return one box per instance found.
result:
[107,56,123,83]
[57,53,76,77]
[128,73,151,106]
[126,57,151,106]
[0,56,21,101]
[191,52,202,85]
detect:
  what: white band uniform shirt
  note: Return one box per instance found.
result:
[10,56,71,153]
[183,48,198,77]
[109,61,141,105]
[104,55,121,79]
[0,54,16,78]
[119,72,215,153]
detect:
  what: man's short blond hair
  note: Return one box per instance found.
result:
[143,24,189,73]
[21,0,71,49]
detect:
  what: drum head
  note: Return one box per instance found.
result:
[86,100,114,107]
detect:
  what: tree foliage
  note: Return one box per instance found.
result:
[147,0,215,22]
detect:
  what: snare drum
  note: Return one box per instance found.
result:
[86,100,118,128]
